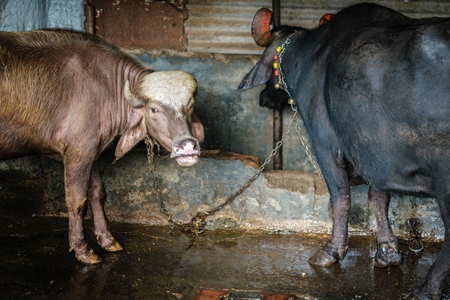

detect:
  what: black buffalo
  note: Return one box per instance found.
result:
[239,3,450,299]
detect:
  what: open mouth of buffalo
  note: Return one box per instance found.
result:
[174,154,199,166]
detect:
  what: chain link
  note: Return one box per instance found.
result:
[278,30,324,181]
[145,104,324,236]
[407,218,424,252]
[291,104,324,182]
[278,33,294,96]
[145,136,205,235]
[138,29,326,236]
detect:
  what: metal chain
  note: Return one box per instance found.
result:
[144,109,303,236]
[139,32,326,236]
[143,103,324,236]
[145,136,204,235]
[407,218,424,252]
[292,110,324,182]
[278,31,298,98]
[188,109,300,222]
[144,136,173,225]
[278,30,324,182]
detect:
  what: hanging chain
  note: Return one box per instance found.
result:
[144,107,323,236]
[277,30,323,181]
[277,32,297,96]
[144,115,296,235]
[145,136,204,235]
[407,218,424,252]
[144,136,174,226]
[291,108,324,182]
[136,29,324,235]
[186,109,300,227]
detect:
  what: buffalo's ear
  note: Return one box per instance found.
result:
[238,60,272,90]
[124,81,145,108]
[191,113,204,144]
[115,110,146,159]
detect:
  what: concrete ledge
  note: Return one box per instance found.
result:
[0,150,444,240]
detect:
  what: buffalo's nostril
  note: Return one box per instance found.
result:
[173,138,199,157]
[178,139,197,151]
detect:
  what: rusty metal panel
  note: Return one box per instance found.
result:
[185,0,450,55]
[85,0,187,51]
[185,0,271,54]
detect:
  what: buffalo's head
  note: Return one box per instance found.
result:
[238,8,300,109]
[116,70,204,167]
[238,9,333,109]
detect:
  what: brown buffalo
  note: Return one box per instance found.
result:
[0,29,204,264]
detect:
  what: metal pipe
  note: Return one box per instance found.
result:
[272,0,283,170]
[84,3,95,35]
[272,0,281,27]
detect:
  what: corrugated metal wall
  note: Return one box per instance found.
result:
[185,0,450,54]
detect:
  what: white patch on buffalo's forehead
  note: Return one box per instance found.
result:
[140,70,197,110]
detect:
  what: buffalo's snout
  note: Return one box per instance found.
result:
[260,86,291,109]
[171,138,200,166]
[173,138,199,155]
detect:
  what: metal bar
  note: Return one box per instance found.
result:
[84,3,95,35]
[272,0,281,27]
[272,0,283,170]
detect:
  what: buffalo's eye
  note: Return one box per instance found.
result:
[150,107,158,113]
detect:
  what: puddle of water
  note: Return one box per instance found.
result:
[0,219,447,300]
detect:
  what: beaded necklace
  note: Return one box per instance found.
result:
[272,31,299,105]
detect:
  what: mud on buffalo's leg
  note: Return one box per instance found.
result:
[368,186,402,268]
[88,163,122,252]
[64,156,102,264]
[409,185,450,299]
[309,168,351,266]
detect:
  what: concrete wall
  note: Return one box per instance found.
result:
[0,0,84,31]
[0,152,443,241]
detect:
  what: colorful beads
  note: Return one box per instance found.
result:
[273,44,284,89]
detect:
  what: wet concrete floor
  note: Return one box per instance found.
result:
[1,175,449,300]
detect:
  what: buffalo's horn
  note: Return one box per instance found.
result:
[319,13,335,26]
[251,8,274,47]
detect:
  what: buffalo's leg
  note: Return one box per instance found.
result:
[309,168,351,266]
[88,162,123,252]
[64,156,102,264]
[410,189,450,299]
[368,186,402,268]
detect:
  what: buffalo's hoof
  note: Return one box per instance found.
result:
[102,239,123,252]
[404,290,440,300]
[308,245,346,267]
[374,242,402,268]
[403,283,441,300]
[96,233,123,252]
[72,246,102,265]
